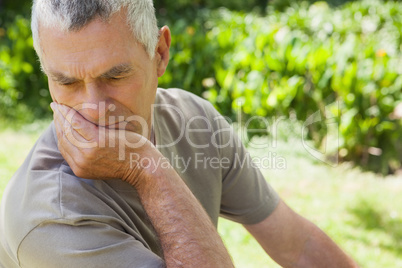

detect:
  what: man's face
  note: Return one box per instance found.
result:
[39,11,168,136]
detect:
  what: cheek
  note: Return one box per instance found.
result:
[48,88,57,103]
[48,81,64,103]
[111,80,156,116]
[109,77,145,102]
[48,81,81,107]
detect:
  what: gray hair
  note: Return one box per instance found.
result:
[31,0,159,60]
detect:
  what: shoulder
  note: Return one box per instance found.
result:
[154,88,233,147]
[1,122,66,224]
[154,88,226,138]
[0,123,64,264]
[156,87,207,104]
[155,88,218,118]
[0,123,123,264]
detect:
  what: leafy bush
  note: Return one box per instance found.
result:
[0,11,50,123]
[159,0,402,174]
[154,0,269,18]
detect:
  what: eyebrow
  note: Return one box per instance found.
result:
[48,63,134,84]
[99,64,134,79]
[49,72,79,85]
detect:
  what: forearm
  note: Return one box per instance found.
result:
[125,155,233,267]
[245,200,358,268]
[295,221,359,268]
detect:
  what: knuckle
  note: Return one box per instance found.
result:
[70,161,87,178]
[73,167,85,178]
[63,125,73,139]
[75,153,86,165]
[82,148,96,161]
[71,114,82,129]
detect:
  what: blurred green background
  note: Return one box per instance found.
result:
[1,0,401,174]
[1,0,402,266]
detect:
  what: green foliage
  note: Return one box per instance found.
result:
[154,0,269,17]
[159,0,402,174]
[158,10,217,97]
[0,0,401,173]
[0,11,50,123]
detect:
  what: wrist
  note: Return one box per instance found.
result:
[122,145,173,190]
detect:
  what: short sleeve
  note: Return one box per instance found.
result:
[204,103,280,225]
[153,88,279,226]
[18,220,165,268]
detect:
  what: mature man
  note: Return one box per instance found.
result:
[0,0,358,267]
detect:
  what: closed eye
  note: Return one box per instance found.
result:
[59,81,76,86]
[107,76,127,82]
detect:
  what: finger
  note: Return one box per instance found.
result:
[52,105,80,167]
[52,103,97,149]
[54,115,87,167]
[56,103,98,142]
[52,103,80,145]
[58,132,93,179]
[58,135,78,170]
[51,102,65,142]
[52,104,97,178]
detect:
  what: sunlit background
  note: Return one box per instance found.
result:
[1,0,401,267]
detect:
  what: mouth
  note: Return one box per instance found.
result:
[92,117,147,135]
[62,102,149,135]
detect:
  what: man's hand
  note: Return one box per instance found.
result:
[51,102,163,186]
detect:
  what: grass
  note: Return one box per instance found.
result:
[219,134,402,267]
[1,121,401,267]
[0,120,51,199]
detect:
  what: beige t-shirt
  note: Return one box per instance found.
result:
[0,88,279,267]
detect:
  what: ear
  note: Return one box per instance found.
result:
[156,26,171,77]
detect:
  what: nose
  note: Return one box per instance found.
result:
[75,82,110,124]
